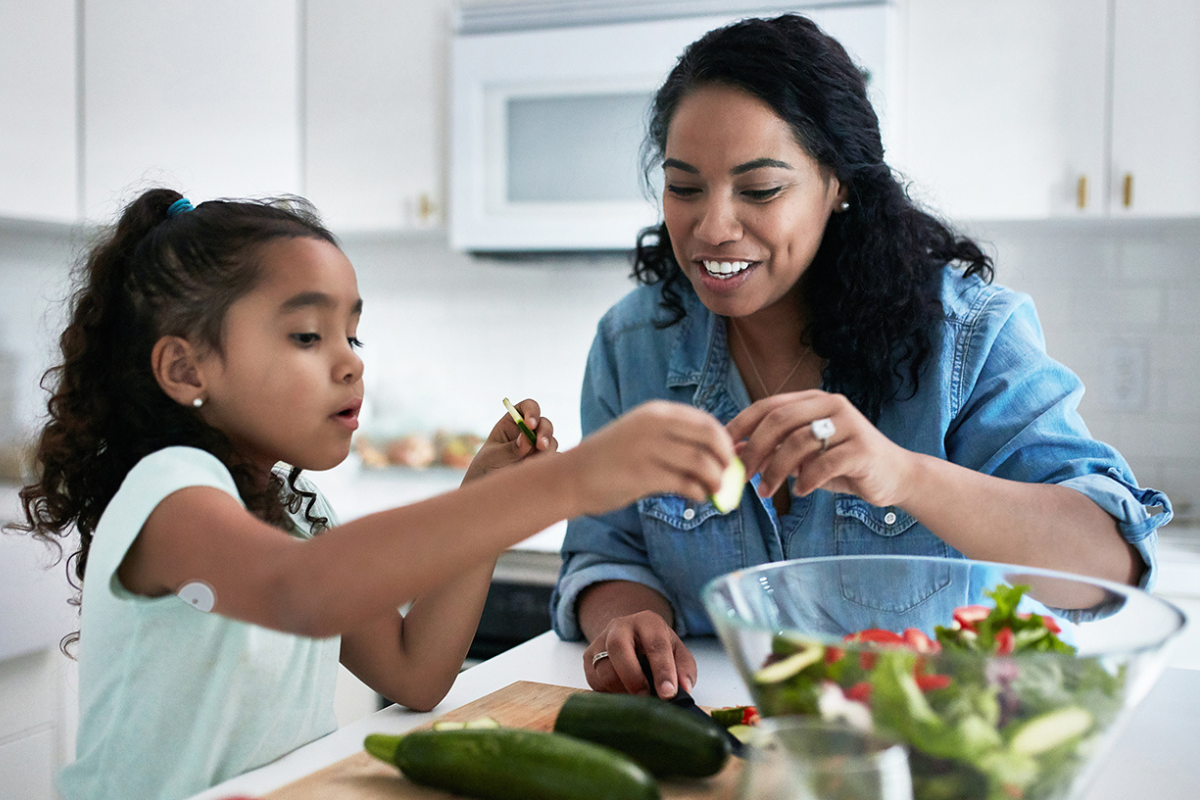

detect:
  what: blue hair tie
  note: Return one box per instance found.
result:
[167,198,194,217]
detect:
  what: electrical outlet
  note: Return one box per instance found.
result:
[1100,344,1147,411]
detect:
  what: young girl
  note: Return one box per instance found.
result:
[12,188,735,800]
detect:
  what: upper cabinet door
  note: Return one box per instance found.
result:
[83,0,301,223]
[305,0,448,233]
[0,0,78,223]
[1110,0,1200,218]
[899,0,1109,221]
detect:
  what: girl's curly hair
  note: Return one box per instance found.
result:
[8,188,335,653]
[633,14,993,422]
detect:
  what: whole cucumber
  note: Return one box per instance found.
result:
[364,728,660,800]
[553,692,731,778]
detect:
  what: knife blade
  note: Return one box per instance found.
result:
[637,652,746,757]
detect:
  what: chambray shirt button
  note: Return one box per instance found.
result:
[884,511,898,525]
[683,507,696,521]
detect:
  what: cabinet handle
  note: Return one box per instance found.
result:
[1076,175,1088,210]
[1122,173,1133,208]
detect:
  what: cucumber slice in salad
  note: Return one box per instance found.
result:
[1009,707,1093,755]
[711,456,746,514]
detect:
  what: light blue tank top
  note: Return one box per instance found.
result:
[58,447,341,800]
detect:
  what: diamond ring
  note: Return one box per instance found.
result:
[811,417,836,452]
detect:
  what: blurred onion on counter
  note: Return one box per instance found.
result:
[355,430,484,471]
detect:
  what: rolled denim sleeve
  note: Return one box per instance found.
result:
[552,510,680,640]
[947,290,1172,588]
[550,312,684,640]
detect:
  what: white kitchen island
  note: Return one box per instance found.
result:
[187,631,1199,800]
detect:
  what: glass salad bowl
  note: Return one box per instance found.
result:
[702,555,1185,800]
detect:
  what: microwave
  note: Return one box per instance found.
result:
[449,1,898,252]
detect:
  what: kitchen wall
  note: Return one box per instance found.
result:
[1,216,1199,510]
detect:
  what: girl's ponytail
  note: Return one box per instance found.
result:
[8,188,336,654]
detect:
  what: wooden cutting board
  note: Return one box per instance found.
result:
[265,681,742,800]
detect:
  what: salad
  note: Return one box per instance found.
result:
[741,585,1126,800]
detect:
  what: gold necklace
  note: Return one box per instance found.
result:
[731,320,811,397]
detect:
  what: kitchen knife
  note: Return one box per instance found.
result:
[637,652,746,757]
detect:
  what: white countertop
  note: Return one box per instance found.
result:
[189,631,1200,800]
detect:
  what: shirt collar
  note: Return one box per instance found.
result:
[665,283,736,417]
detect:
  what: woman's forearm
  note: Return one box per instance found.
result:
[577,580,675,642]
[898,453,1140,597]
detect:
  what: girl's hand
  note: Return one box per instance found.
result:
[462,398,557,484]
[727,390,916,507]
[584,611,697,698]
[567,400,735,516]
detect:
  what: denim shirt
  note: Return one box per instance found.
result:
[551,267,1171,640]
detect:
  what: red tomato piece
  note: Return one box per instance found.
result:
[915,672,952,692]
[952,605,991,632]
[845,682,872,702]
[853,628,906,645]
[902,627,940,654]
[995,626,1015,655]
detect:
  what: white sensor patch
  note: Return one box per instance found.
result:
[178,581,216,613]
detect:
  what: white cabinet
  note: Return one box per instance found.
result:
[304,0,450,233]
[82,0,301,223]
[900,0,1200,221]
[900,0,1109,220]
[1110,0,1200,218]
[0,0,78,223]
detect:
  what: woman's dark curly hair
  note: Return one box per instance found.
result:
[634,14,993,422]
[8,188,335,653]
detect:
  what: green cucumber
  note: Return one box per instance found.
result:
[1008,706,1093,755]
[365,729,659,800]
[553,691,731,778]
[711,456,746,514]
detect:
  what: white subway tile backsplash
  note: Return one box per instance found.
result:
[0,650,54,738]
[1070,286,1164,330]
[0,728,57,800]
[1117,236,1200,283]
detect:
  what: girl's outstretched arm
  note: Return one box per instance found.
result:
[117,400,733,645]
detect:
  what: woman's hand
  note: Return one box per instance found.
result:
[584,610,697,698]
[462,398,557,484]
[567,400,735,516]
[727,390,916,507]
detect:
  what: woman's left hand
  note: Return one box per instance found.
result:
[727,390,915,507]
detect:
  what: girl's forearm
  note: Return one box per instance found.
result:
[898,453,1140,599]
[352,559,496,711]
[274,452,581,636]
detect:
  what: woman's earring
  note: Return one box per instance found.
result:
[840,201,850,212]
[192,397,204,408]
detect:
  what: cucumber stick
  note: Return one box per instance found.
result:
[554,692,731,778]
[502,397,538,446]
[364,729,659,800]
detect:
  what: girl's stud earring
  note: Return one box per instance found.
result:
[192,397,204,408]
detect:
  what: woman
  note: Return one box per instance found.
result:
[550,14,1171,700]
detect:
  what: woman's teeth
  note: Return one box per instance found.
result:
[703,260,751,278]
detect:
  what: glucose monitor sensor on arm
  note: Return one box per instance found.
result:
[177,580,216,613]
